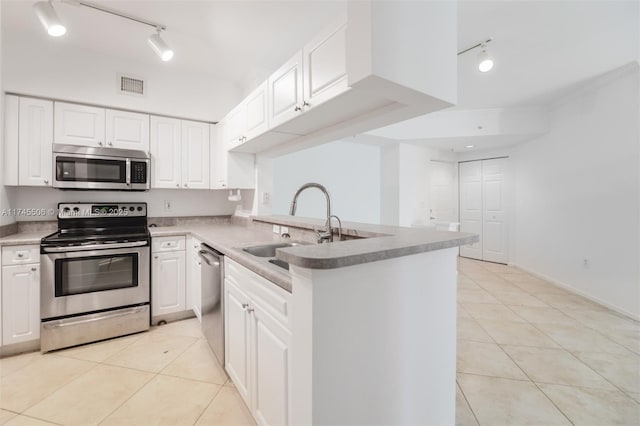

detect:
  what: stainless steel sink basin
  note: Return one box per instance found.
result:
[268,259,289,270]
[242,242,307,258]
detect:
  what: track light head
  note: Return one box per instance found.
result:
[477,44,494,73]
[148,30,174,62]
[33,1,66,37]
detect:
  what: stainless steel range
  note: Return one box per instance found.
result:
[40,202,150,352]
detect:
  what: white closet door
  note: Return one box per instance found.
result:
[429,161,457,223]
[459,161,483,260]
[482,158,508,263]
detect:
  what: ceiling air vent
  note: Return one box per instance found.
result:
[117,74,145,96]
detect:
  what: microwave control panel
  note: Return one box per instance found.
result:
[131,161,148,184]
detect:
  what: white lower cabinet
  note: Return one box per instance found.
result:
[224,258,292,426]
[1,262,40,346]
[152,236,186,318]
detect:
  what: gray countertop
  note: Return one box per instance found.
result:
[0,216,478,293]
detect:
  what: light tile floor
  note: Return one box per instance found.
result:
[0,319,255,426]
[1,258,638,425]
[456,257,640,426]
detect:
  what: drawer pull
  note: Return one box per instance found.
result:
[17,253,24,258]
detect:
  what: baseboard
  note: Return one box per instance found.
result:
[509,262,640,322]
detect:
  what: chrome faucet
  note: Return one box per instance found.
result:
[289,182,341,243]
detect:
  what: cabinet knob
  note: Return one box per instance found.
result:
[247,308,254,314]
[108,141,113,146]
[154,255,158,259]
[198,262,201,266]
[17,253,24,258]
[183,184,188,187]
[31,267,37,271]
[98,141,103,146]
[242,303,249,310]
[176,183,180,187]
[294,105,302,112]
[303,101,310,107]
[222,184,227,188]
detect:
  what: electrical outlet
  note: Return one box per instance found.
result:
[281,226,289,234]
[262,192,270,205]
[272,224,280,234]
[163,200,172,212]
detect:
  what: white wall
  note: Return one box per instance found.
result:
[0,5,13,226]
[2,35,240,122]
[270,140,381,224]
[8,187,239,221]
[511,64,639,318]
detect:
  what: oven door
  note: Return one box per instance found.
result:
[41,243,150,319]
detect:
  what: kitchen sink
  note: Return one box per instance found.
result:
[268,259,290,270]
[242,242,307,258]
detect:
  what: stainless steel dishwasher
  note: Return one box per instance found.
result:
[198,244,225,366]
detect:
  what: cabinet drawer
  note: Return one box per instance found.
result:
[152,236,186,252]
[225,258,292,331]
[2,245,40,266]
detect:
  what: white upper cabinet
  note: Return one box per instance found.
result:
[105,109,150,151]
[150,116,210,189]
[302,17,348,110]
[150,116,182,189]
[244,81,269,140]
[181,120,210,189]
[268,51,304,129]
[54,102,106,147]
[210,123,255,190]
[225,105,246,149]
[5,95,54,187]
[55,102,150,151]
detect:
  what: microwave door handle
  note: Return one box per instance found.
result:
[126,158,131,186]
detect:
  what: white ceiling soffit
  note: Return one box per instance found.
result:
[1,0,346,85]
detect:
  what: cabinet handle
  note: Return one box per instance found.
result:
[176,183,180,187]
[242,303,249,310]
[31,267,37,271]
[184,184,188,187]
[247,308,254,314]
[303,101,310,107]
[154,255,158,259]
[108,142,113,146]
[294,105,302,112]
[198,262,201,266]
[17,253,24,257]
[44,179,49,185]
[98,141,103,146]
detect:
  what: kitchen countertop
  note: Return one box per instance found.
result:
[0,216,478,293]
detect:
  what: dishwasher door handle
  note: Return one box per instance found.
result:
[198,250,219,266]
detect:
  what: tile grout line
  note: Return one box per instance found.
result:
[456,379,482,426]
[191,382,226,426]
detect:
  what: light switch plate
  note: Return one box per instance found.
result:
[272,224,280,233]
[281,226,289,234]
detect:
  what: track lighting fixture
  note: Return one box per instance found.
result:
[33,1,66,37]
[148,29,174,62]
[32,0,173,62]
[458,37,494,73]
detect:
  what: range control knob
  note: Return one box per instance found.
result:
[137,206,143,212]
[129,206,135,212]
[73,207,80,212]
[63,207,70,214]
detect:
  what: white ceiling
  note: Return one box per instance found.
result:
[2,0,638,152]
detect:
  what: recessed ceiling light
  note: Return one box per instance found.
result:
[465,145,475,149]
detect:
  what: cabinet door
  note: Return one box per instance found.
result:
[181,120,210,189]
[251,303,292,426]
[244,81,269,141]
[54,102,105,147]
[18,97,53,187]
[210,123,228,189]
[105,109,150,151]
[268,51,304,128]
[2,264,40,345]
[302,17,348,110]
[150,116,182,189]
[225,280,251,404]
[225,105,246,149]
[152,251,186,317]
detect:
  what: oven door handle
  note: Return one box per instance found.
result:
[42,240,148,253]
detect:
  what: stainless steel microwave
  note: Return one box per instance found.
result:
[53,144,150,191]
